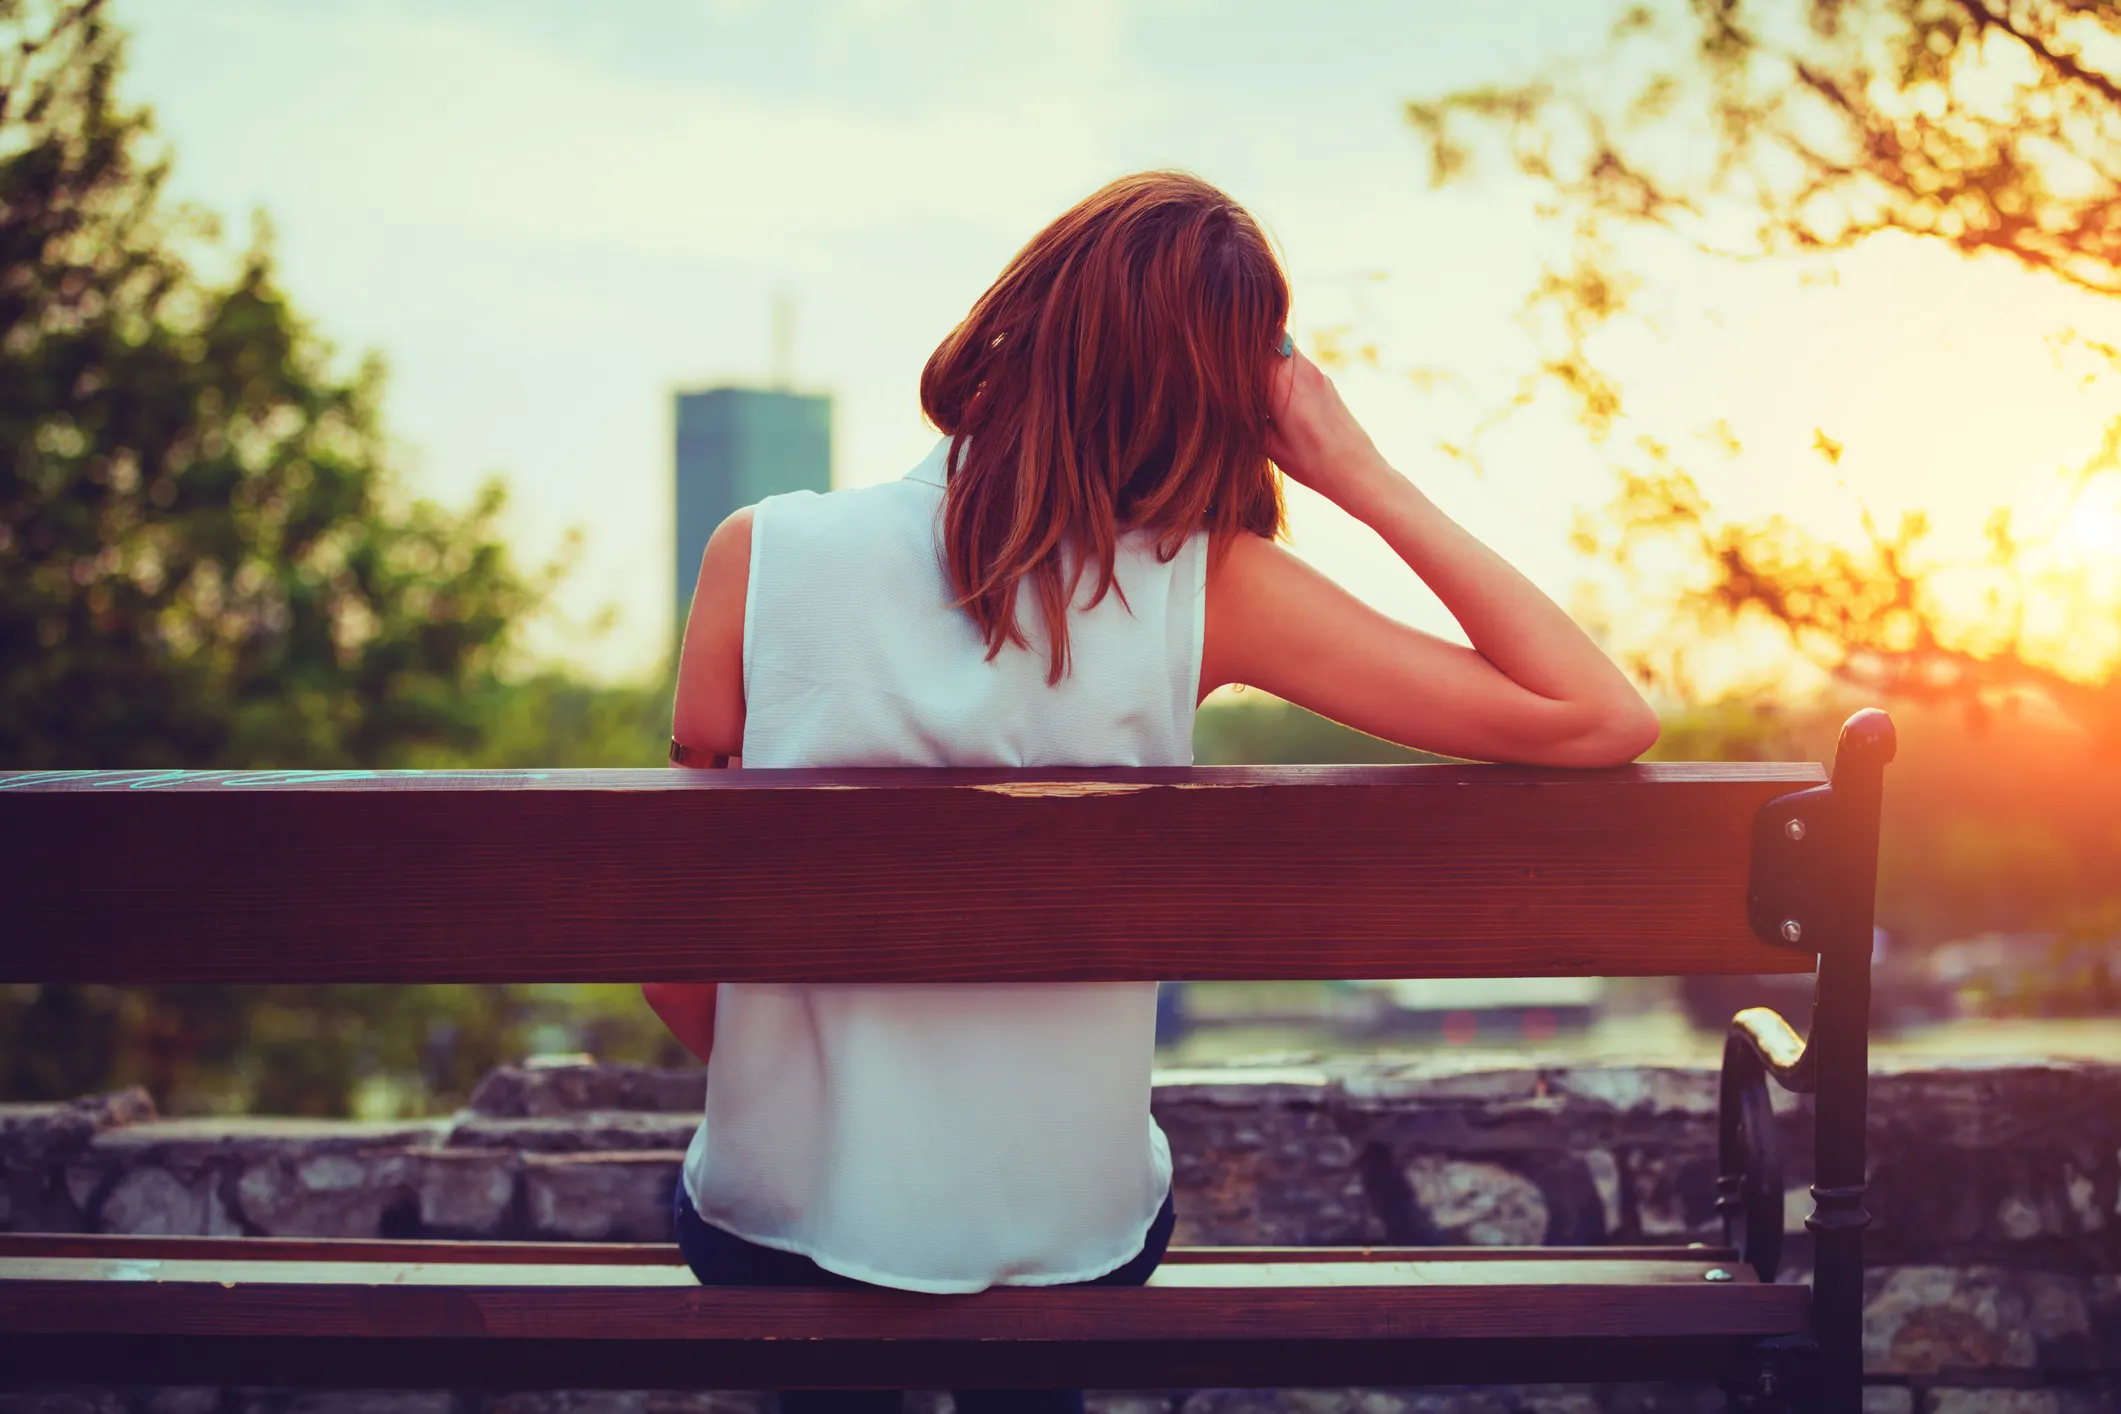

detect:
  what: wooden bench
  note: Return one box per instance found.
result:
[0,708,1896,1413]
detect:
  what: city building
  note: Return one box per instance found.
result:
[673,386,832,619]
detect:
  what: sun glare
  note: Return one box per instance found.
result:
[2057,483,2121,561]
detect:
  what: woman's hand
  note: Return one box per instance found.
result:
[1266,349,1395,516]
[1207,340,1661,769]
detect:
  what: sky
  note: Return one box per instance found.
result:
[115,0,2121,683]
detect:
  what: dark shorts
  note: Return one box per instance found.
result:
[669,1181,1177,1414]
[672,1181,1177,1290]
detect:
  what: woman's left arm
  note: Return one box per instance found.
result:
[670,507,752,762]
[645,507,755,1065]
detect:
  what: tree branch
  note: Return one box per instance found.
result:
[1948,0,2121,108]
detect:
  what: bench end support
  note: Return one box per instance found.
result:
[1724,707,1893,1414]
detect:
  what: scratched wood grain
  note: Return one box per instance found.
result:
[0,762,1825,982]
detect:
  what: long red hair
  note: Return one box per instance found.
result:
[921,171,1288,683]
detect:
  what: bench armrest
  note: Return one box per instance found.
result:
[1728,1004,1814,1093]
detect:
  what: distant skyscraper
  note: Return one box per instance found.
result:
[673,387,831,619]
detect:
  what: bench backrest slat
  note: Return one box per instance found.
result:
[0,763,1822,983]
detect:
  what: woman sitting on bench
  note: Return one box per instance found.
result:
[646,169,1659,1414]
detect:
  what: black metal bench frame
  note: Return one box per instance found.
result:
[0,709,1896,1413]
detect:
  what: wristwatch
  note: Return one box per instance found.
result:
[668,737,728,769]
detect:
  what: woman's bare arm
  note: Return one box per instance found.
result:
[646,507,755,1063]
[670,507,752,764]
[1201,352,1658,768]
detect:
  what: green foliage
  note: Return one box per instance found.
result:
[0,2,682,1116]
[1193,694,1446,765]
[447,668,675,769]
[0,982,689,1117]
[1640,697,1810,764]
[0,0,553,771]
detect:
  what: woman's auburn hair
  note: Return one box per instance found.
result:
[921,170,1289,684]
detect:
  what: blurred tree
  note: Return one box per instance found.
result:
[1406,0,2121,978]
[1,0,561,770]
[453,669,674,769]
[0,980,690,1117]
[0,1,679,1114]
[1574,455,2121,749]
[1410,1,2121,299]
[1407,0,2121,746]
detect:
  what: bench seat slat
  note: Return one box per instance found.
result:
[0,1332,1779,1391]
[0,1254,1804,1337]
[0,1251,1804,1392]
[0,764,1823,983]
[0,1233,1745,1267]
[1,1253,1775,1294]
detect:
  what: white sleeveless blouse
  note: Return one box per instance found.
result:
[680,437,1202,1293]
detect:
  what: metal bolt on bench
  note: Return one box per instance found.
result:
[0,709,1895,1414]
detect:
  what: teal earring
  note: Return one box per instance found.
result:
[1277,331,1295,359]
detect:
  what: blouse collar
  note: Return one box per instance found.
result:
[905,436,954,489]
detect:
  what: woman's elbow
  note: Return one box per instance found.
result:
[1512,694,1657,768]
[1558,697,1661,768]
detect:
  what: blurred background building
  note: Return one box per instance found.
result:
[673,386,832,617]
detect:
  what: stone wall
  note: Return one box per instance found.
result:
[3,1056,2118,1413]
